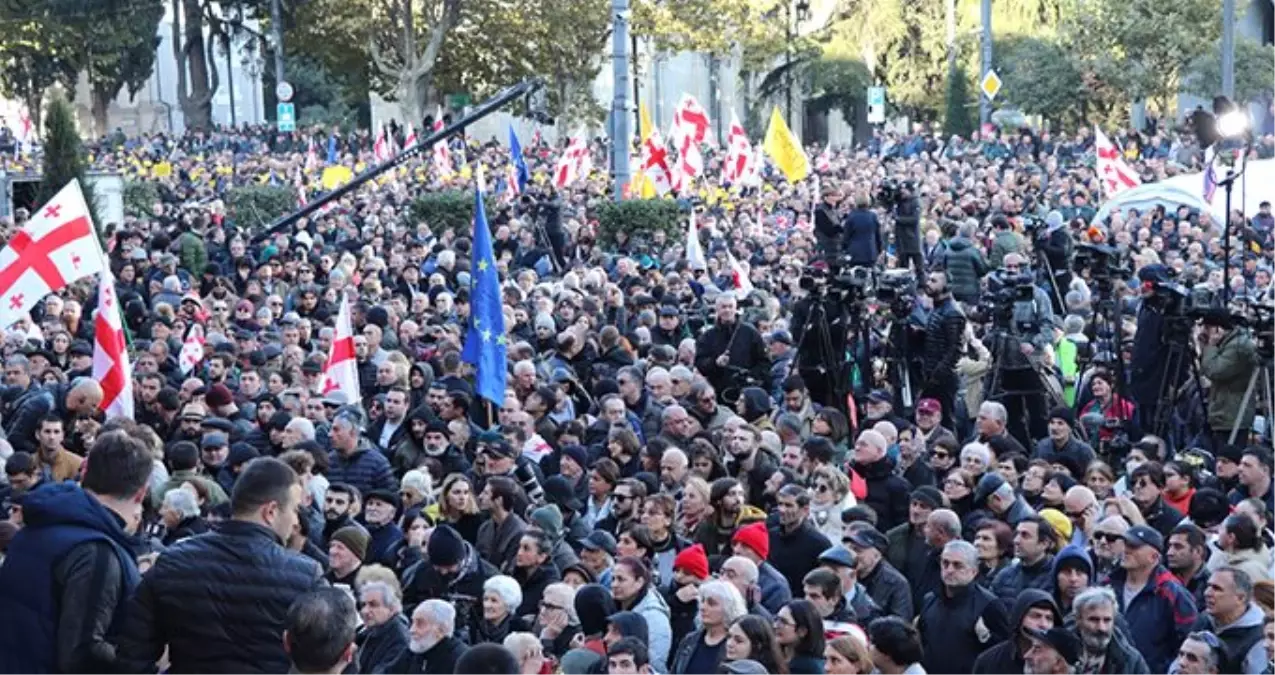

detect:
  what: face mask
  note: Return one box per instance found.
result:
[1125,458,1143,475]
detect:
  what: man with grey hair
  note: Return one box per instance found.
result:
[1072,586,1147,673]
[913,509,962,606]
[618,366,663,440]
[326,410,395,495]
[974,400,1027,457]
[393,598,468,674]
[658,447,689,494]
[356,581,409,674]
[159,486,208,546]
[283,417,317,450]
[720,555,772,619]
[1192,566,1267,673]
[658,405,693,446]
[644,367,675,406]
[668,365,694,399]
[916,539,1007,674]
[535,582,579,656]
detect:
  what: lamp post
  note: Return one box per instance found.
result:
[243,53,264,125]
[785,0,810,129]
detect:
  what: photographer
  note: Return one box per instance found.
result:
[987,253,1056,445]
[694,295,770,398]
[815,187,845,263]
[843,193,884,267]
[1197,309,1259,450]
[919,269,966,427]
[891,182,924,281]
[1035,211,1074,315]
[1128,265,1182,436]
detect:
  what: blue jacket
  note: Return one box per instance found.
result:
[327,444,397,496]
[1108,565,1198,673]
[0,482,141,673]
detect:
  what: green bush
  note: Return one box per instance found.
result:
[595,199,682,247]
[226,185,299,231]
[410,191,498,237]
[123,181,159,218]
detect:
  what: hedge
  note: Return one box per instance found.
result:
[123,181,159,219]
[226,185,299,231]
[594,199,682,247]
[410,191,497,237]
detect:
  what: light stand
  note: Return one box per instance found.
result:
[1197,98,1254,304]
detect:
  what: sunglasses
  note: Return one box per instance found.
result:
[932,452,950,460]
[1093,532,1122,543]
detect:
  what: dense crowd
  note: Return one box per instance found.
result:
[0,113,1271,675]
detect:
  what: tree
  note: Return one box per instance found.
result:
[80,0,165,136]
[368,0,462,124]
[37,94,98,224]
[996,36,1089,127]
[1183,38,1275,105]
[0,0,83,130]
[943,64,975,137]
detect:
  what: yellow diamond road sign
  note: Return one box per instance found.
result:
[981,70,1002,100]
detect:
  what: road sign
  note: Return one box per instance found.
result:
[276,81,294,103]
[867,86,886,124]
[277,102,295,132]
[981,70,1002,101]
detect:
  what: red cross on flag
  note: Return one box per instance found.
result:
[432,106,453,179]
[722,112,753,184]
[554,134,592,189]
[1094,125,1141,198]
[179,324,206,375]
[640,129,674,196]
[320,293,361,404]
[726,251,754,300]
[91,268,133,419]
[0,179,105,328]
[373,126,392,162]
[403,123,418,150]
[671,95,709,184]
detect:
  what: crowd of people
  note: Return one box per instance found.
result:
[0,111,1271,675]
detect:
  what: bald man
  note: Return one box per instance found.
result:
[4,378,103,454]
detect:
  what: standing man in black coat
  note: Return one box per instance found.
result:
[768,484,834,595]
[814,187,845,263]
[694,294,771,398]
[916,540,1009,674]
[843,193,884,267]
[393,599,470,675]
[919,269,966,429]
[116,457,325,673]
[890,182,924,282]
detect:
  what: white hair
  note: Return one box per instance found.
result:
[513,360,536,376]
[163,486,200,518]
[698,580,748,624]
[944,539,978,567]
[645,367,670,387]
[484,575,523,613]
[979,401,1008,423]
[286,417,316,441]
[413,599,456,636]
[503,632,541,662]
[723,555,759,584]
[360,580,402,612]
[669,365,693,382]
[437,250,456,267]
[960,442,992,466]
[662,447,688,469]
[401,469,431,496]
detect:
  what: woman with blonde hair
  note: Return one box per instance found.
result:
[678,476,712,537]
[426,474,483,543]
[808,465,853,543]
[823,633,874,674]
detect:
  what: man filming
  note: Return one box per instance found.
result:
[988,253,1055,446]
[694,295,770,398]
[1035,211,1073,315]
[1197,309,1259,450]
[920,270,965,428]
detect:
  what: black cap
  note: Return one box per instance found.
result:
[544,475,584,512]
[481,439,517,459]
[1123,524,1164,550]
[910,486,946,510]
[866,389,892,404]
[69,340,93,357]
[364,488,401,512]
[844,527,888,553]
[658,305,679,317]
[1024,627,1081,665]
[579,530,618,556]
[973,473,1008,505]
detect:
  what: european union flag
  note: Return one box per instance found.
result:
[326,134,338,165]
[460,183,508,405]
[509,125,529,193]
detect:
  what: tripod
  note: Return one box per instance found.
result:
[984,330,1050,448]
[792,292,852,418]
[1149,328,1205,451]
[1229,354,1274,445]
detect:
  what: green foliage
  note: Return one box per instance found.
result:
[82,0,164,131]
[943,65,975,138]
[1183,38,1275,105]
[595,200,682,247]
[123,181,159,218]
[996,36,1088,127]
[226,185,298,231]
[0,0,83,116]
[409,191,498,237]
[265,54,364,128]
[38,95,98,223]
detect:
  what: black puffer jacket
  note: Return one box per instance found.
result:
[939,236,988,303]
[357,616,410,674]
[851,456,912,531]
[401,540,497,642]
[972,589,1062,674]
[115,520,325,673]
[921,295,965,387]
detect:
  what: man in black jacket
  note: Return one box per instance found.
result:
[694,294,770,397]
[116,457,325,673]
[916,540,1009,674]
[919,269,965,428]
[972,588,1062,674]
[768,484,833,595]
[842,194,884,267]
[3,378,102,454]
[0,428,153,673]
[850,429,912,531]
[813,187,844,262]
[354,581,410,674]
[393,599,470,674]
[891,183,924,282]
[401,525,496,637]
[845,524,914,619]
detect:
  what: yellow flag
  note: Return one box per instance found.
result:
[762,107,809,183]
[321,166,354,190]
[152,161,173,178]
[629,103,657,198]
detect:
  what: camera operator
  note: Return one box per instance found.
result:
[694,294,771,398]
[1036,211,1074,315]
[1197,309,1260,450]
[1128,265,1181,435]
[989,253,1056,444]
[919,269,966,428]
[843,192,884,267]
[891,182,924,282]
[815,187,845,263]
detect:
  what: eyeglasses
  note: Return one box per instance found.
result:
[932,451,950,460]
[1093,532,1122,543]
[944,479,967,488]
[540,602,565,612]
[774,616,796,627]
[614,495,633,502]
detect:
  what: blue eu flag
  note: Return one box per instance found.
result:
[326,134,338,165]
[509,125,529,193]
[460,184,508,405]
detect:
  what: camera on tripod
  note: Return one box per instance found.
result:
[875,179,909,208]
[874,269,917,314]
[1073,242,1130,282]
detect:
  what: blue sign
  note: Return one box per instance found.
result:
[277,102,296,132]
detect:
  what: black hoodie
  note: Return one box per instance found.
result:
[971,589,1062,674]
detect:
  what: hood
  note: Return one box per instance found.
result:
[576,584,618,636]
[1218,603,1267,632]
[1011,588,1062,632]
[20,482,136,552]
[408,404,434,423]
[948,237,972,251]
[608,610,650,645]
[741,387,773,421]
[1053,544,1095,583]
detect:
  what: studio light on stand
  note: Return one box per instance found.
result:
[1194,95,1254,303]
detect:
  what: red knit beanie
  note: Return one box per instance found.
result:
[673,543,710,580]
[732,521,770,559]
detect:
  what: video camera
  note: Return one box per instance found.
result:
[875,179,910,208]
[1073,242,1130,282]
[973,269,1038,330]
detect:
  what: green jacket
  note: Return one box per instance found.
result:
[177,230,207,277]
[1200,328,1260,432]
[989,231,1022,269]
[155,469,230,507]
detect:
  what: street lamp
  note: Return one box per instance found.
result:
[785,0,810,127]
[242,52,264,126]
[1195,95,1254,303]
